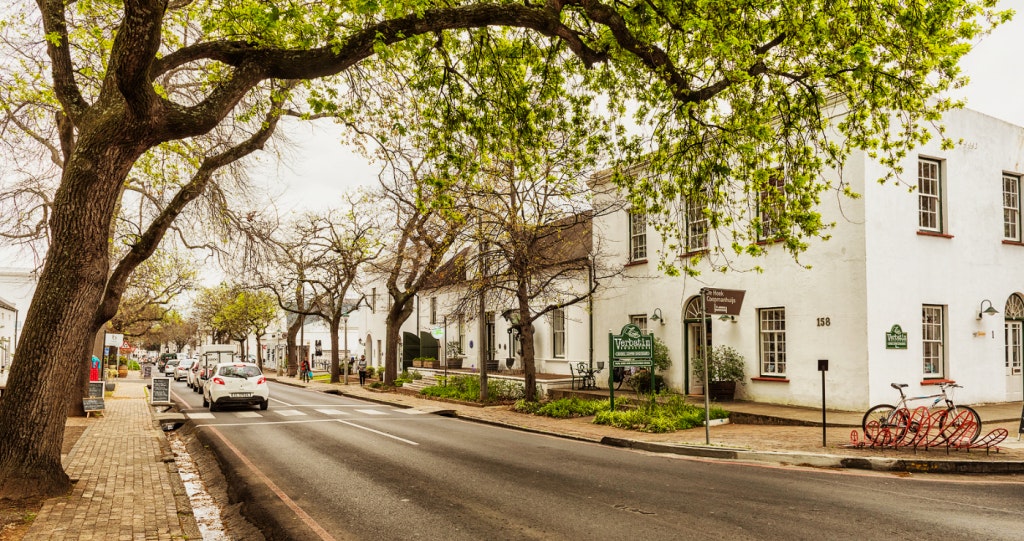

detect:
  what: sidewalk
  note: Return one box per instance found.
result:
[18,371,1024,540]
[22,377,199,541]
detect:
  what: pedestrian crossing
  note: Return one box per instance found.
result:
[185,406,428,419]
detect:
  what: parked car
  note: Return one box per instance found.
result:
[174,359,194,381]
[187,361,201,390]
[202,362,269,411]
[157,352,177,373]
[162,359,179,377]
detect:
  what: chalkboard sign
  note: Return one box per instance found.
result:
[151,377,171,405]
[88,381,104,398]
[143,364,153,378]
[82,397,105,412]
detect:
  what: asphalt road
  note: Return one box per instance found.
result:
[171,380,1024,541]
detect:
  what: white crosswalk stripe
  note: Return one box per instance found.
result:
[234,411,262,418]
[355,409,386,415]
[395,409,426,414]
[186,412,214,419]
[274,409,307,417]
[314,409,351,415]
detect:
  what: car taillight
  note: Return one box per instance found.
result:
[256,376,266,385]
[212,377,226,385]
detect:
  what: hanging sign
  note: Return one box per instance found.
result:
[704,288,746,317]
[886,325,908,349]
[431,327,444,339]
[104,333,124,347]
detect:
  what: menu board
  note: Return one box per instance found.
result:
[88,381,104,398]
[150,377,171,405]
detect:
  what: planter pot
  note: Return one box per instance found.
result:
[104,381,116,392]
[445,358,463,369]
[708,381,736,401]
[425,360,440,369]
[412,360,422,368]
[117,365,129,378]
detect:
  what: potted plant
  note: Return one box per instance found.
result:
[445,341,464,369]
[691,345,745,400]
[626,337,673,394]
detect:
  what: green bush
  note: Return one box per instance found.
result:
[594,395,729,433]
[420,375,534,403]
[513,397,611,418]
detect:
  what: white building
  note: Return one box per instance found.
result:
[592,107,1024,410]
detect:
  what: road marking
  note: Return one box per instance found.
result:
[193,419,336,428]
[395,409,426,415]
[205,426,339,541]
[274,409,307,417]
[354,409,386,415]
[187,412,215,419]
[234,411,262,418]
[314,409,351,415]
[338,420,419,445]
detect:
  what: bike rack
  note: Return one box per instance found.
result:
[847,406,1007,454]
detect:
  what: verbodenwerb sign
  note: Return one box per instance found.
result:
[609,324,653,366]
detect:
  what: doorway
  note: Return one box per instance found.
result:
[1005,294,1024,401]
[684,296,710,395]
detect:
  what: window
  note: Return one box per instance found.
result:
[629,212,647,261]
[918,158,943,232]
[552,308,566,358]
[630,314,648,333]
[758,176,786,241]
[758,308,786,376]
[458,315,466,353]
[922,305,945,378]
[429,297,437,325]
[684,196,708,252]
[1004,174,1021,241]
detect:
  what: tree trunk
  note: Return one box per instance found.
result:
[0,124,145,498]
[329,316,341,383]
[520,321,537,402]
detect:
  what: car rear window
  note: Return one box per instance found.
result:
[217,365,262,378]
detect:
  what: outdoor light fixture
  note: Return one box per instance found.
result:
[718,315,735,322]
[650,307,665,325]
[978,299,999,319]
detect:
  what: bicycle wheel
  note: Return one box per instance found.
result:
[935,406,982,442]
[862,404,909,440]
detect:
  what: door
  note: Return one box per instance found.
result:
[686,322,711,395]
[1005,320,1023,401]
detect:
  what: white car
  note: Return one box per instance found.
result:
[162,359,179,377]
[202,362,269,411]
[174,359,194,381]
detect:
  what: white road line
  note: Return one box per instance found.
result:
[314,409,351,415]
[234,411,262,418]
[193,419,336,428]
[274,409,308,417]
[187,412,215,419]
[395,409,426,415]
[355,409,386,415]
[337,420,419,445]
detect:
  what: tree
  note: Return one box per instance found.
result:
[217,290,278,367]
[0,0,1003,501]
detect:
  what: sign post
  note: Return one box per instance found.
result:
[818,359,829,447]
[608,324,654,410]
[700,288,745,444]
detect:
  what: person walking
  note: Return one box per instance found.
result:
[300,359,310,383]
[357,355,368,385]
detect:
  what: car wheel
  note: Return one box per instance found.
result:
[259,400,268,411]
[202,394,209,408]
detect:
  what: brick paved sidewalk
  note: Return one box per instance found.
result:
[23,379,199,541]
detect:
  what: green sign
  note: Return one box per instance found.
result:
[609,323,654,359]
[608,324,654,409]
[886,324,908,349]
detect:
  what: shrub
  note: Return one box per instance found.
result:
[594,395,729,433]
[420,375,535,403]
[691,346,746,383]
[513,397,610,418]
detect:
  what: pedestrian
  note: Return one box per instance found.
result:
[300,359,310,383]
[357,355,367,385]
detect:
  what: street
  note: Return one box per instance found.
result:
[172,381,1024,540]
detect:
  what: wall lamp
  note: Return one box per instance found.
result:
[978,299,999,319]
[650,308,665,325]
[718,315,735,322]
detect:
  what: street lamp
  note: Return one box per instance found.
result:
[501,309,521,371]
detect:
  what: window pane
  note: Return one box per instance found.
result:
[630,213,647,261]
[552,309,566,358]
[918,159,942,232]
[1004,175,1021,241]
[759,308,786,376]
[922,305,944,377]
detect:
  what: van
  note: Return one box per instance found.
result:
[190,344,238,393]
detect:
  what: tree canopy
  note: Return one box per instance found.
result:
[0,0,1007,500]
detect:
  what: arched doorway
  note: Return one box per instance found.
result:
[1004,294,1024,401]
[684,296,710,395]
[364,334,374,367]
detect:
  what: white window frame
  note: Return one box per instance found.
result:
[430,297,437,325]
[922,305,945,378]
[918,158,943,233]
[629,212,647,262]
[684,196,708,252]
[1004,173,1021,241]
[552,308,566,358]
[758,308,786,376]
[1005,294,1024,376]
